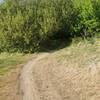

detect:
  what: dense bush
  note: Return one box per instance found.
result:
[92,0,100,31]
[0,0,74,52]
[72,0,99,37]
[0,0,100,52]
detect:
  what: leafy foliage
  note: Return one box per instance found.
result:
[72,0,99,37]
[0,0,100,52]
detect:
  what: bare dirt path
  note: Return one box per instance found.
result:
[20,52,100,100]
[20,53,50,100]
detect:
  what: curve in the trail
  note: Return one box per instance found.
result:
[20,53,79,100]
[20,53,50,100]
[20,52,100,100]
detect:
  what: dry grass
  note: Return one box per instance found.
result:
[0,53,33,100]
[48,38,100,100]
[0,37,100,100]
[30,37,100,100]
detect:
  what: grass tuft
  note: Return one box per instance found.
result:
[0,53,31,75]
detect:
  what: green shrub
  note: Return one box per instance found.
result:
[0,0,74,52]
[0,0,100,53]
[72,0,99,37]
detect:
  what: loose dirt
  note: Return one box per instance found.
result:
[20,53,100,100]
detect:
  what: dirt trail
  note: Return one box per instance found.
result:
[20,53,50,100]
[20,53,100,100]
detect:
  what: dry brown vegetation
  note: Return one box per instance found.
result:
[0,54,32,100]
[21,38,100,100]
[0,38,100,100]
[0,65,21,100]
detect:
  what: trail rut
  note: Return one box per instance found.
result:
[20,53,50,100]
[20,53,100,100]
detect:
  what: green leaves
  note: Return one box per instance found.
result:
[72,0,100,37]
[0,0,100,53]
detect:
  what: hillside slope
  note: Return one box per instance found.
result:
[20,38,100,100]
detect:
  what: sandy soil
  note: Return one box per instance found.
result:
[20,53,100,100]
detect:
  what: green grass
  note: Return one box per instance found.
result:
[0,53,31,75]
